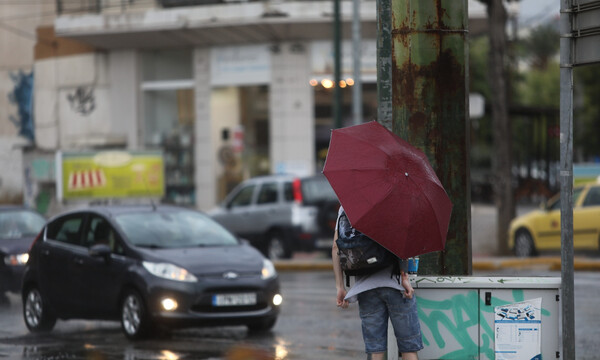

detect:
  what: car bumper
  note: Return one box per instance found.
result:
[143,276,281,328]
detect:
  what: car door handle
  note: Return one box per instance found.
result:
[41,249,50,256]
[73,258,84,265]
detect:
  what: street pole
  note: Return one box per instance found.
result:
[376,0,392,131]
[352,0,362,125]
[389,0,471,275]
[333,0,342,129]
[559,0,575,357]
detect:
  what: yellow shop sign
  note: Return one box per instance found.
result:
[58,151,164,200]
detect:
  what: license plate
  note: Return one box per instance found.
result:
[212,293,257,306]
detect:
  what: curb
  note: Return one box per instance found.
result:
[273,257,600,272]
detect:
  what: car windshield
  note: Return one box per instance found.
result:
[301,176,338,204]
[547,187,584,211]
[114,210,239,248]
[0,210,46,239]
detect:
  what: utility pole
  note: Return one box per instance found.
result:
[559,0,575,357]
[376,0,392,131]
[385,0,471,275]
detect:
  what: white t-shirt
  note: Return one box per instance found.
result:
[335,206,406,302]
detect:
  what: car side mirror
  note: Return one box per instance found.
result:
[89,244,111,259]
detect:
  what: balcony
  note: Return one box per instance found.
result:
[54,0,378,49]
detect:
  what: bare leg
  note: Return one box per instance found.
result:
[367,353,385,360]
[400,352,418,360]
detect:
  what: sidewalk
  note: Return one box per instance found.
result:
[273,253,600,272]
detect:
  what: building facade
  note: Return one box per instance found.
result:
[29,0,383,213]
[2,0,486,214]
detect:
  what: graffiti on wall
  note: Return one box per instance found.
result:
[8,70,35,141]
[67,86,96,116]
[416,279,554,359]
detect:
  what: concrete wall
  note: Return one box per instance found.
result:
[0,4,55,204]
[270,41,314,176]
[34,53,126,150]
[193,48,215,211]
[109,50,139,150]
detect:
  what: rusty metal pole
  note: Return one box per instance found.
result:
[377,0,392,131]
[390,0,471,275]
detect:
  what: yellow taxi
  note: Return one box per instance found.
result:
[508,181,600,257]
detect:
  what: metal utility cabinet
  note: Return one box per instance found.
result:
[388,276,561,360]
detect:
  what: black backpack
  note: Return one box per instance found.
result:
[336,211,398,286]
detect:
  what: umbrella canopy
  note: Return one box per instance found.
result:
[323,121,453,259]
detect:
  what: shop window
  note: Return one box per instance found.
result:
[142,49,192,82]
[142,50,195,206]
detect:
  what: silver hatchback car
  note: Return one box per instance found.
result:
[209,174,340,259]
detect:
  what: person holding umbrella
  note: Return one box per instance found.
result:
[332,205,423,360]
[324,121,454,360]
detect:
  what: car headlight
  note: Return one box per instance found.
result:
[4,253,29,266]
[261,259,277,280]
[142,261,197,283]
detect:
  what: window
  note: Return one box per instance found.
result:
[85,216,124,254]
[228,185,255,208]
[284,182,294,202]
[142,50,195,206]
[583,187,600,207]
[114,210,238,248]
[142,49,192,82]
[0,210,45,239]
[47,215,84,246]
[548,187,584,211]
[257,183,278,204]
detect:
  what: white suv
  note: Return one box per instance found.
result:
[209,174,339,259]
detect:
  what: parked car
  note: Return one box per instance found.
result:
[508,181,600,257]
[22,204,281,339]
[0,206,46,303]
[209,174,340,259]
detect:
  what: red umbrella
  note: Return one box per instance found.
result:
[323,121,452,259]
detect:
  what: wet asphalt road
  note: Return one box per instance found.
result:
[1,269,600,360]
[0,271,364,360]
[0,204,598,359]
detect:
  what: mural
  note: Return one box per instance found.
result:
[67,86,96,116]
[8,70,35,141]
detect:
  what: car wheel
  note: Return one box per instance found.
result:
[247,316,277,333]
[22,286,56,332]
[514,229,535,257]
[267,231,291,260]
[121,290,152,340]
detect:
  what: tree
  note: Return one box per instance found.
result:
[522,24,559,70]
[575,64,600,161]
[477,0,514,255]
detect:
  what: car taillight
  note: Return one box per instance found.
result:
[292,178,303,204]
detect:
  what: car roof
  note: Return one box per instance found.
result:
[241,173,326,183]
[49,204,194,220]
[0,205,39,213]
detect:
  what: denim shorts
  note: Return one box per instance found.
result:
[357,287,424,354]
